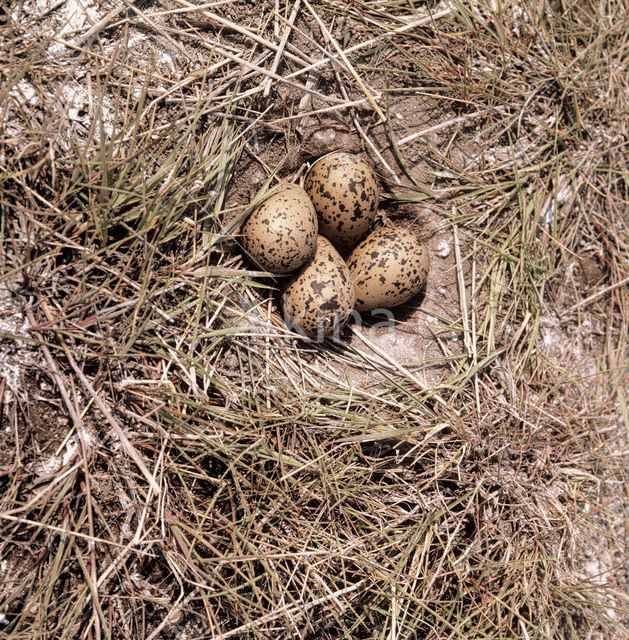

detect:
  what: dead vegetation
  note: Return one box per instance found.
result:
[0,1,627,638]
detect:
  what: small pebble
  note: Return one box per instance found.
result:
[435,239,451,258]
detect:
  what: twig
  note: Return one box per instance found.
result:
[75,3,136,47]
[66,352,161,495]
[145,588,197,640]
[568,274,629,312]
[2,312,104,635]
[121,0,193,60]
[0,513,155,550]
[302,0,386,122]
[351,326,457,415]
[171,0,311,67]
[284,8,452,82]
[333,66,400,183]
[264,0,302,97]
[193,37,348,106]
[34,0,67,22]
[397,112,483,147]
[29,303,161,495]
[73,384,101,640]
[453,221,479,417]
[453,224,471,356]
[207,580,365,640]
[0,376,21,477]
[295,71,320,127]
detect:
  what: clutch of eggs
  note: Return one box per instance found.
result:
[240,152,431,338]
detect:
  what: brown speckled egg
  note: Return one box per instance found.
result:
[241,183,318,274]
[304,152,379,253]
[347,225,430,312]
[283,236,355,339]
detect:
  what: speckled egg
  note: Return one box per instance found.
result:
[241,183,318,274]
[282,235,355,339]
[347,225,430,312]
[304,152,379,253]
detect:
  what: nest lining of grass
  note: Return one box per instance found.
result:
[1,1,627,638]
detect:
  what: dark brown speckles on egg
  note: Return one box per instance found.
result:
[282,236,355,339]
[304,152,379,253]
[241,183,318,274]
[347,226,430,311]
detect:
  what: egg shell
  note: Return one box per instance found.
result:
[283,235,355,339]
[241,183,318,274]
[304,152,379,253]
[347,225,430,312]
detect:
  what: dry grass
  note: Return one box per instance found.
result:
[1,1,627,638]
